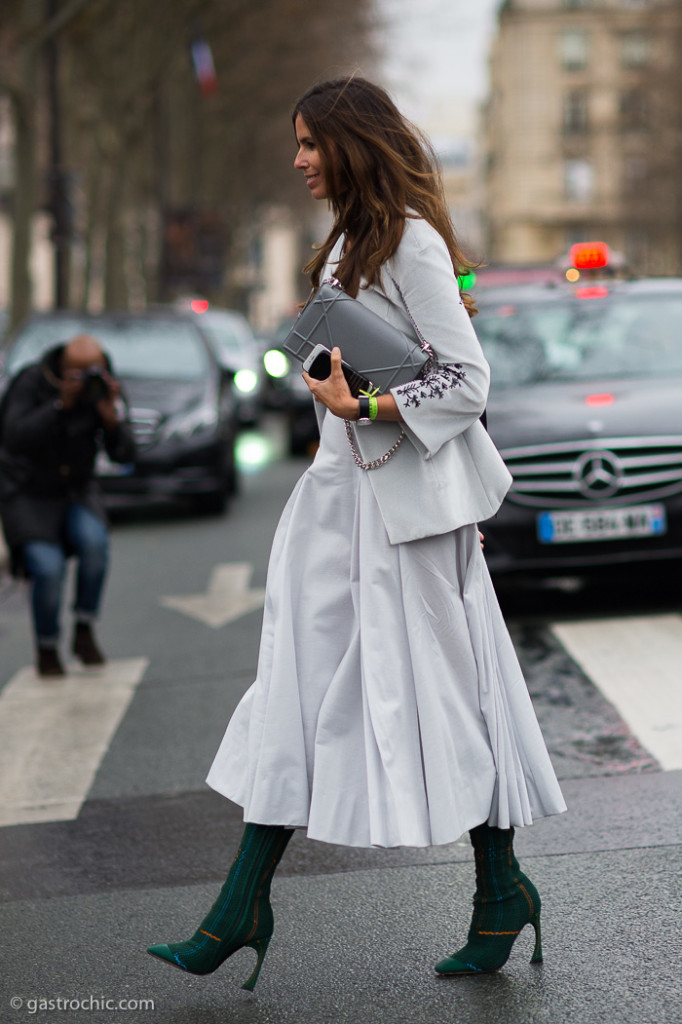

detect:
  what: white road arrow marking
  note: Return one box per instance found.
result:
[160,562,266,628]
[0,658,149,826]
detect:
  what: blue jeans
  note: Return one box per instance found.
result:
[22,503,110,646]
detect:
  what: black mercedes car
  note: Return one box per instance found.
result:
[0,311,239,513]
[477,278,682,575]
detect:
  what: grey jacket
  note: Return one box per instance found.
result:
[316,217,512,545]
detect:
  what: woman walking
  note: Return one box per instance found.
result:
[147,75,566,989]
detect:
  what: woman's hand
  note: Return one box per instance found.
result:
[302,347,358,420]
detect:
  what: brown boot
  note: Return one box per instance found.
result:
[72,622,106,666]
[37,646,65,677]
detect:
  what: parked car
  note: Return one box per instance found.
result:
[476,278,682,574]
[261,317,320,456]
[0,310,239,513]
[184,307,265,426]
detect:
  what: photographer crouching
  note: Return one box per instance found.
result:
[0,334,135,677]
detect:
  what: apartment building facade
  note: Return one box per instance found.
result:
[484,0,682,273]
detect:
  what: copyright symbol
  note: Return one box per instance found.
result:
[10,996,23,1010]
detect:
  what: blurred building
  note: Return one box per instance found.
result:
[484,0,682,274]
[237,206,302,334]
[439,139,485,261]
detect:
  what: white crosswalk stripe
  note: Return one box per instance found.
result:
[552,614,682,771]
[0,658,148,826]
[1,613,680,831]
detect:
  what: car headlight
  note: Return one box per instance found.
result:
[263,349,290,378]
[162,401,219,442]
[234,368,259,394]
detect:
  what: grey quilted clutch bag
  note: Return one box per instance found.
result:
[282,279,429,395]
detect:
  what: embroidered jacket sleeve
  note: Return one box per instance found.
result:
[387,220,490,459]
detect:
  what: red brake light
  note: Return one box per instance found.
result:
[570,241,609,270]
[190,299,209,314]
[585,393,614,407]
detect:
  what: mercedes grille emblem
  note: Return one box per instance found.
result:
[574,450,623,499]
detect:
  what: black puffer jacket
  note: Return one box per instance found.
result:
[0,345,136,572]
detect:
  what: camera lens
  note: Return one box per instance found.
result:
[81,367,109,403]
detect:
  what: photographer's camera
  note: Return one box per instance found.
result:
[81,366,110,404]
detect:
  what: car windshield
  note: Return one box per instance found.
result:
[199,315,252,355]
[474,293,682,387]
[5,318,209,380]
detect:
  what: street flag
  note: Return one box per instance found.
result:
[190,38,218,96]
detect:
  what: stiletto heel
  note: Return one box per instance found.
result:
[435,824,545,976]
[530,911,543,963]
[242,935,271,991]
[147,824,292,989]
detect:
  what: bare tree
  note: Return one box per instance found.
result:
[59,0,377,310]
[1,0,376,322]
[0,0,95,332]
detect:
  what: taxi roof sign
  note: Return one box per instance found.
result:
[570,241,610,270]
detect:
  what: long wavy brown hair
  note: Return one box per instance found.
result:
[292,75,477,315]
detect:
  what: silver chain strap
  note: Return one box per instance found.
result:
[344,274,432,471]
[344,420,406,470]
[388,275,436,365]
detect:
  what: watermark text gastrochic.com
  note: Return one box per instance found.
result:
[10,995,155,1014]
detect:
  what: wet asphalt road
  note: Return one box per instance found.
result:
[1,416,681,1024]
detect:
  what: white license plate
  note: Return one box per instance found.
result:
[537,504,667,544]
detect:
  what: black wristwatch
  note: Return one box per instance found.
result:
[357,395,372,426]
